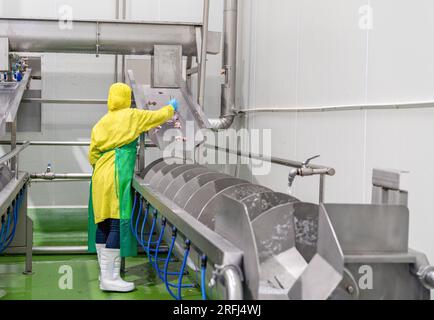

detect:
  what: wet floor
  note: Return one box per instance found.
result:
[0,254,201,300]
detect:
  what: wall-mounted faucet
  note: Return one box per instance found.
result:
[288,155,335,189]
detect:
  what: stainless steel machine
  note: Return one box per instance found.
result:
[132,159,434,300]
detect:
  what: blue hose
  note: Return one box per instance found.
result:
[153,219,183,279]
[163,233,195,300]
[6,194,21,245]
[0,208,11,249]
[145,210,158,254]
[164,230,179,300]
[0,188,24,253]
[150,217,166,270]
[0,215,6,243]
[134,197,143,244]
[140,203,149,249]
[201,255,207,300]
[6,190,23,245]
[130,192,138,237]
[0,206,13,252]
[177,240,191,300]
[128,196,201,300]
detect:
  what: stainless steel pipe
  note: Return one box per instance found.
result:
[206,144,336,174]
[21,98,109,105]
[239,101,434,114]
[0,17,200,56]
[33,246,88,254]
[198,0,210,107]
[30,173,92,180]
[0,140,157,148]
[210,0,238,130]
[222,266,243,300]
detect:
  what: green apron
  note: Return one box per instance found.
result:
[88,139,138,258]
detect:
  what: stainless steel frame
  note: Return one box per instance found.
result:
[133,174,244,300]
[0,171,32,274]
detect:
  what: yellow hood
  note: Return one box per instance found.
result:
[107,83,132,112]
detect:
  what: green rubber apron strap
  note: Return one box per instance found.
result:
[88,139,138,257]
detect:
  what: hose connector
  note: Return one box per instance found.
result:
[201,255,208,268]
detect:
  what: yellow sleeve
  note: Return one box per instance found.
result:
[88,129,101,168]
[134,105,175,134]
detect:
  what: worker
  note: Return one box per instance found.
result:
[87,83,177,292]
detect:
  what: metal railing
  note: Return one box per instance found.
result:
[0,140,157,147]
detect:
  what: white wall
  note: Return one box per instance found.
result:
[237,0,434,272]
[0,0,224,206]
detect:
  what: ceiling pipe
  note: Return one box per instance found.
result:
[209,0,238,130]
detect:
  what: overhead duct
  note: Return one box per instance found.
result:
[0,17,201,56]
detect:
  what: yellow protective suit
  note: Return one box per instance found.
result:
[88,83,174,224]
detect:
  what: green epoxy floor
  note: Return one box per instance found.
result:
[0,254,202,300]
[28,207,88,247]
[1,207,202,300]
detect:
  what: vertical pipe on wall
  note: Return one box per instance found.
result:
[198,0,210,107]
[209,0,238,130]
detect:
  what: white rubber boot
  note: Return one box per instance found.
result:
[99,248,135,292]
[96,244,105,282]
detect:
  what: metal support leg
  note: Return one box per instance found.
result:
[24,218,33,275]
[10,120,17,171]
